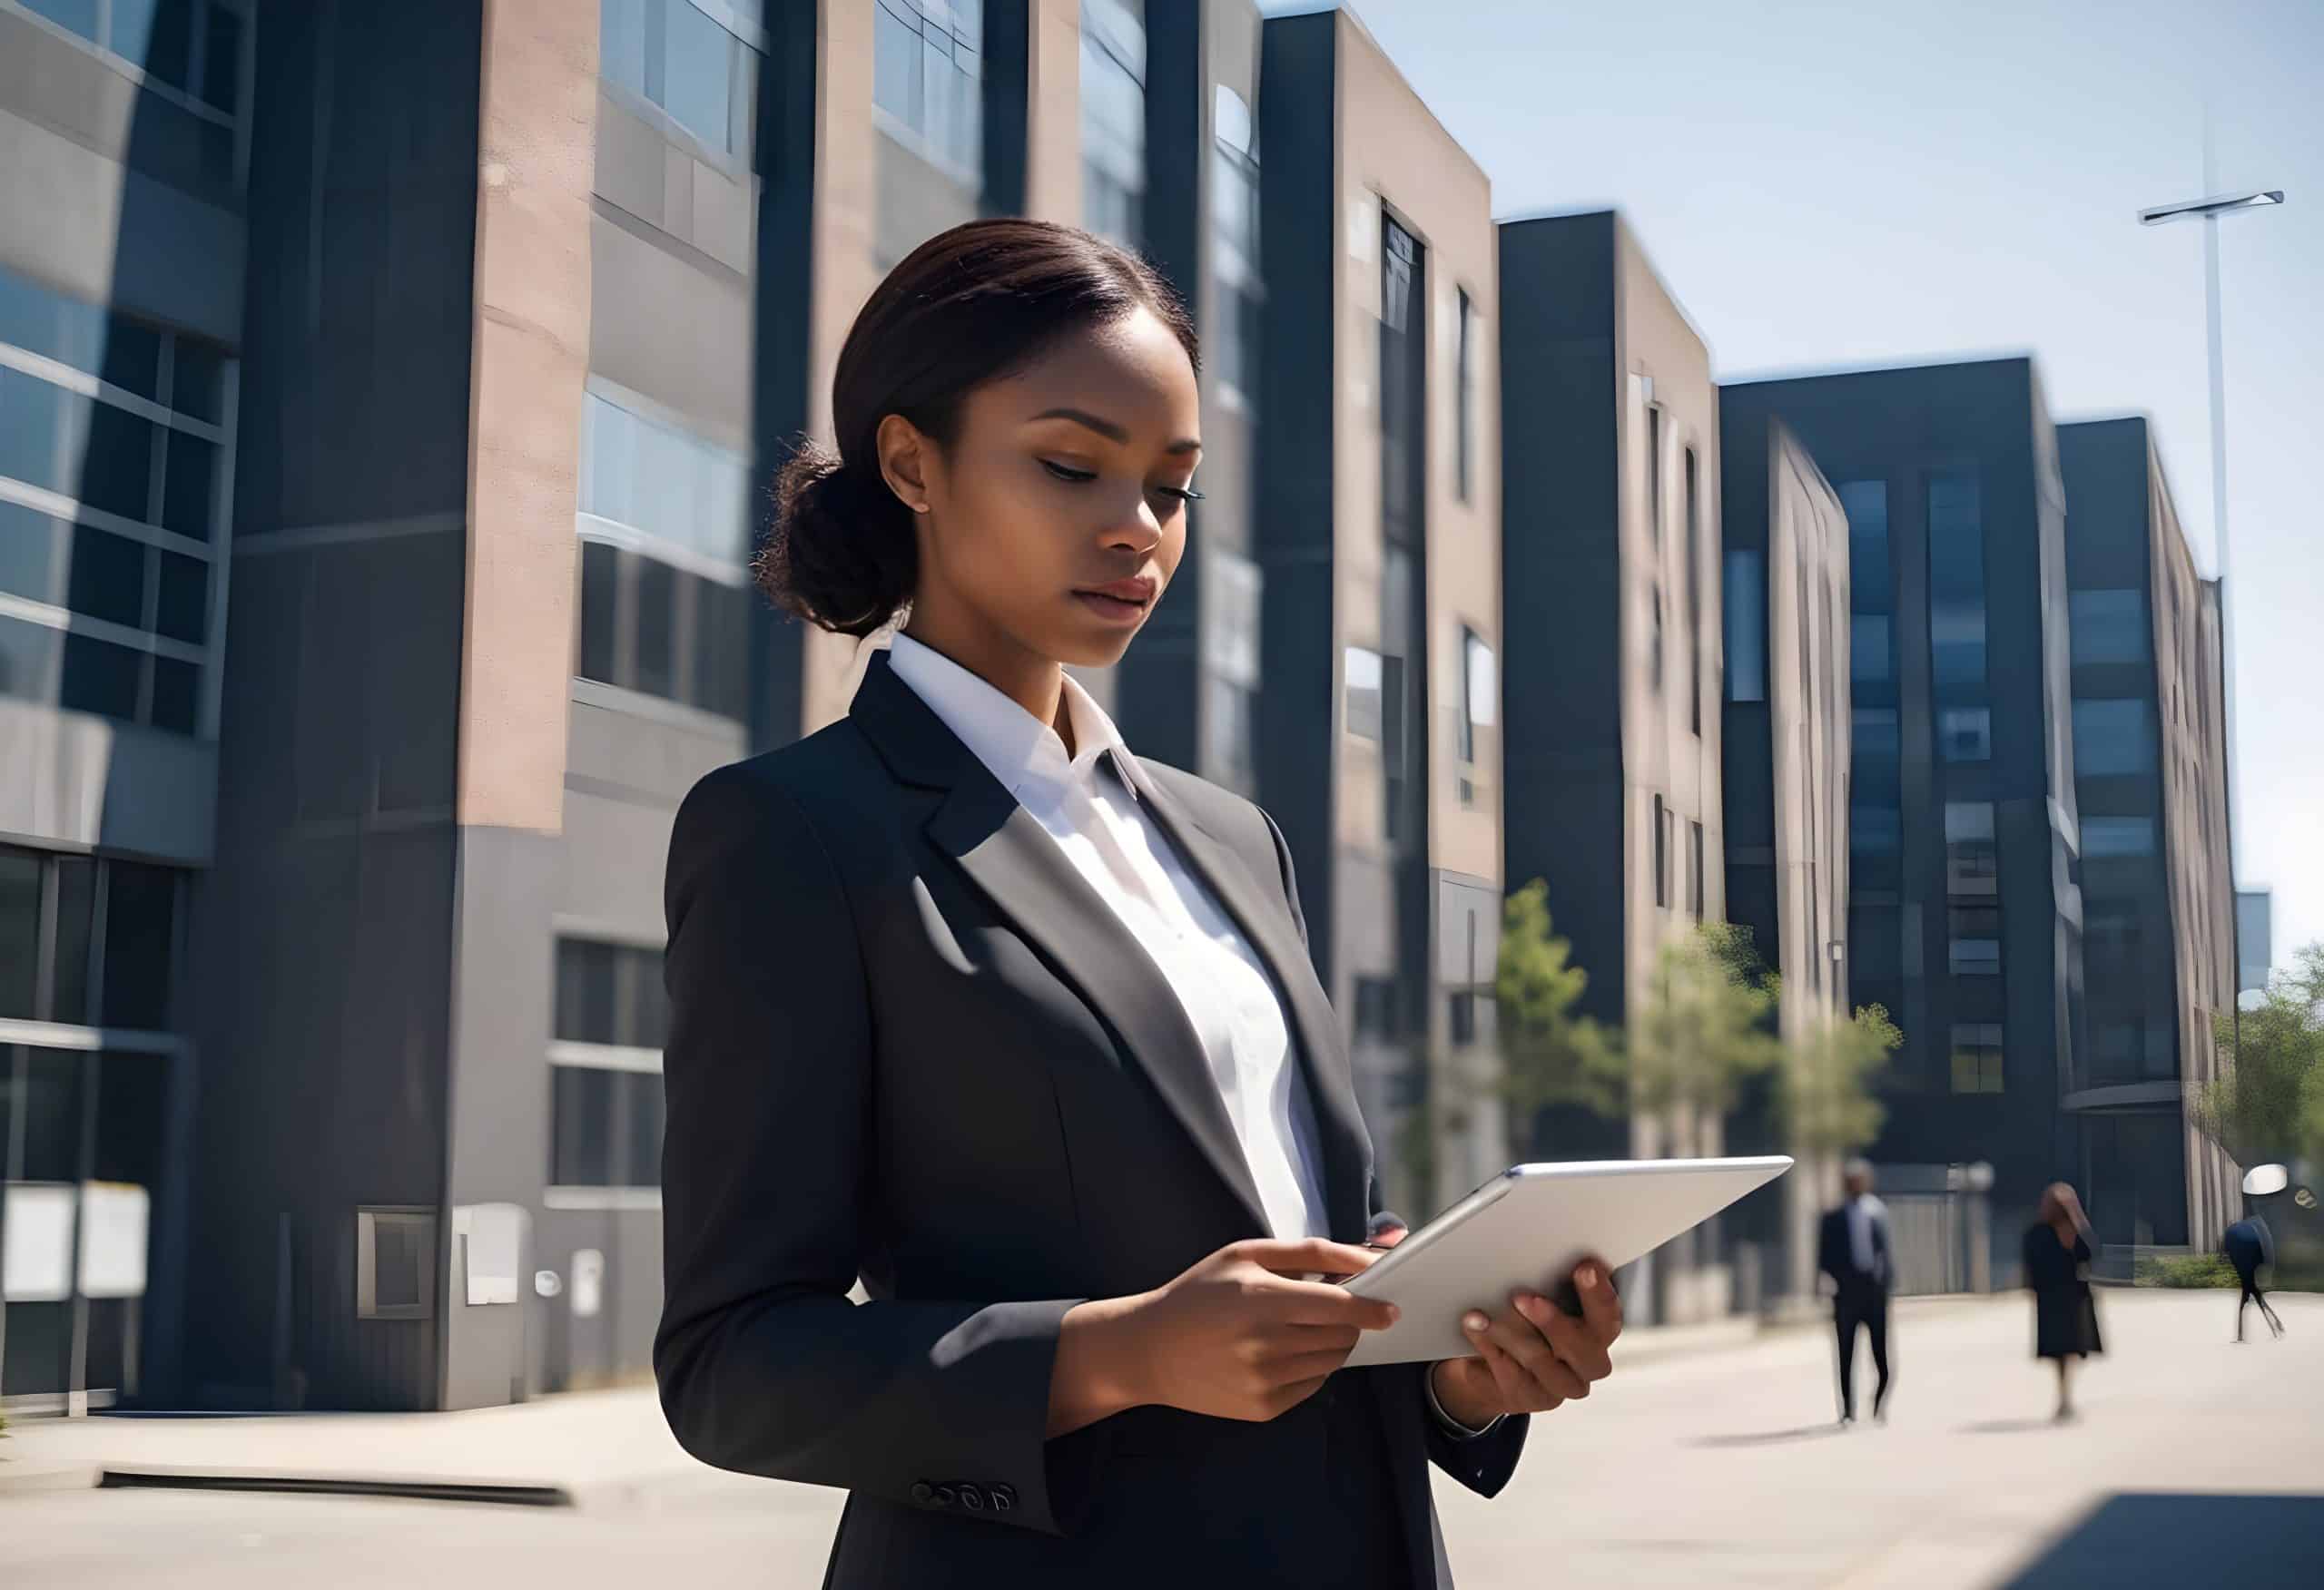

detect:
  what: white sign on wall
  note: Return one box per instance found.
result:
[3,1183,76,1302]
[78,1182,150,1299]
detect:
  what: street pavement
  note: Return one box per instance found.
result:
[1,1289,2314,1588]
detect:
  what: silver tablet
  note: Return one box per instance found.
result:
[1341,1155,1792,1367]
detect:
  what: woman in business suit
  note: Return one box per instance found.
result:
[655,218,1621,1588]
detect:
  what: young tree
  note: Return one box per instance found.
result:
[1783,1001,1903,1162]
[1491,879,1620,1160]
[1627,922,1783,1159]
[2194,943,2324,1169]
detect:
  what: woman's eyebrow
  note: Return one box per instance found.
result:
[1029,406,1201,456]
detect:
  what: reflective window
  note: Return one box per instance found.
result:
[2073,698,2152,779]
[23,0,244,121]
[1948,907,2001,976]
[1851,804,1902,855]
[1725,549,1766,702]
[2083,816,2156,858]
[573,542,752,722]
[1653,794,1669,908]
[1939,706,1991,762]
[555,937,666,1051]
[0,845,177,1029]
[1344,646,1383,741]
[579,392,749,566]
[2071,588,2147,666]
[1853,707,1900,765]
[1080,0,1145,248]
[1839,480,1889,607]
[1945,800,1997,897]
[1456,291,1476,504]
[599,0,750,155]
[1210,86,1262,401]
[1949,1023,2004,1094]
[873,0,982,176]
[551,1065,665,1189]
[1459,627,1495,765]
[1925,470,1985,686]
[1850,612,1891,682]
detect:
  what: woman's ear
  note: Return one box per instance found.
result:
[875,413,934,517]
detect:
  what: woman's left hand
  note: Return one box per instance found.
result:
[1425,1257,1623,1426]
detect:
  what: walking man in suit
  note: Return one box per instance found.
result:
[1818,1159,1895,1426]
[2224,1214,2285,1342]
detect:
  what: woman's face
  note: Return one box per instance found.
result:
[890,305,1202,673]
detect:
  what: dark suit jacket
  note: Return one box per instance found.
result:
[655,652,1527,1588]
[1817,1201,1895,1293]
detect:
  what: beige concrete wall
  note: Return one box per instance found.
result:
[2151,445,2237,1241]
[458,0,596,831]
[1027,0,1085,223]
[1611,218,1722,1045]
[1325,11,1501,891]
[1767,420,1853,1291]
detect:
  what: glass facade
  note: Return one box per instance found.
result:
[2070,588,2147,666]
[0,266,230,737]
[599,0,757,157]
[1209,85,1262,403]
[872,0,983,177]
[1925,470,1985,688]
[1724,548,1765,702]
[1079,0,1145,248]
[574,389,753,721]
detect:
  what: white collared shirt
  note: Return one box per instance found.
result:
[887,633,1333,1244]
[1847,1193,1886,1275]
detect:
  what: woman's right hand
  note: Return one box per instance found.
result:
[1049,1240,1399,1434]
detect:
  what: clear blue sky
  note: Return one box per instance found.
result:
[1265,0,2324,974]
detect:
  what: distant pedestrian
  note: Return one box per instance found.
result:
[1817,1159,1895,1426]
[2224,1215,2285,1342]
[2023,1183,2102,1421]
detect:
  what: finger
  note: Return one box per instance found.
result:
[1240,1239,1387,1278]
[1486,1301,1592,1403]
[1572,1259,1624,1343]
[1529,1298,1614,1383]
[1267,1280,1401,1332]
[1461,1310,1546,1412]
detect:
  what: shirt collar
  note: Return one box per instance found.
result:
[886,633,1132,806]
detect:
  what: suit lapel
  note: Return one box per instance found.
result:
[1113,757,1374,1244]
[852,655,1275,1237]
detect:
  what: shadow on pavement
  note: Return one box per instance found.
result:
[2002,1493,2323,1587]
[1960,1418,2064,1435]
[1689,1423,1852,1448]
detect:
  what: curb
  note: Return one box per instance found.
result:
[92,1467,574,1507]
[0,1461,102,1497]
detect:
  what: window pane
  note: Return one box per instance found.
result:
[150,656,198,734]
[2073,698,2151,778]
[53,856,96,1024]
[1203,675,1255,794]
[2071,588,2146,666]
[1850,804,1901,853]
[1926,470,1985,685]
[200,4,243,114]
[100,320,164,401]
[625,945,668,1050]
[0,498,64,606]
[102,861,176,1028]
[172,341,225,424]
[0,366,69,496]
[24,0,100,43]
[110,0,193,90]
[370,1216,425,1310]
[1850,613,1890,682]
[635,555,676,699]
[0,613,64,705]
[552,1065,615,1186]
[163,429,218,540]
[1853,708,1900,763]
[81,400,158,521]
[1938,706,1991,762]
[623,1071,666,1188]
[0,850,39,1019]
[154,549,207,643]
[556,938,619,1045]
[2083,816,2155,858]
[600,0,648,96]
[1840,480,1889,606]
[1344,646,1383,740]
[65,525,146,627]
[20,1045,86,1181]
[873,2,920,124]
[693,574,749,722]
[61,633,144,722]
[577,540,618,683]
[663,0,734,151]
[1725,549,1766,702]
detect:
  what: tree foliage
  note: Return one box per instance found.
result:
[1626,922,1784,1157]
[2194,943,2324,1168]
[1491,879,1622,1155]
[1783,1000,1902,1157]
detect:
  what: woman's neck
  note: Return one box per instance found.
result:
[900,610,1074,752]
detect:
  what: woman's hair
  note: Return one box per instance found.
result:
[2039,1183,2088,1235]
[758,218,1199,637]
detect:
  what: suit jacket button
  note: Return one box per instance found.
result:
[911,1482,934,1506]
[932,1485,958,1508]
[960,1484,987,1511]
[989,1484,1016,1511]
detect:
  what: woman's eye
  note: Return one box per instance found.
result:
[1155,485,1206,504]
[1041,459,1098,484]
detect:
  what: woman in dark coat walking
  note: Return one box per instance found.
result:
[2023,1183,2103,1421]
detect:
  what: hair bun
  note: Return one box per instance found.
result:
[758,437,918,638]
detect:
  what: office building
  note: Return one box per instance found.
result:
[2059,417,2235,1250]
[1255,7,1503,1217]
[1,0,1307,1416]
[2237,887,2272,1001]
[1719,409,1852,1298]
[1,0,253,1416]
[1720,358,2085,1245]
[1500,211,1726,1139]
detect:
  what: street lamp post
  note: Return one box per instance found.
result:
[2139,152,2284,1217]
